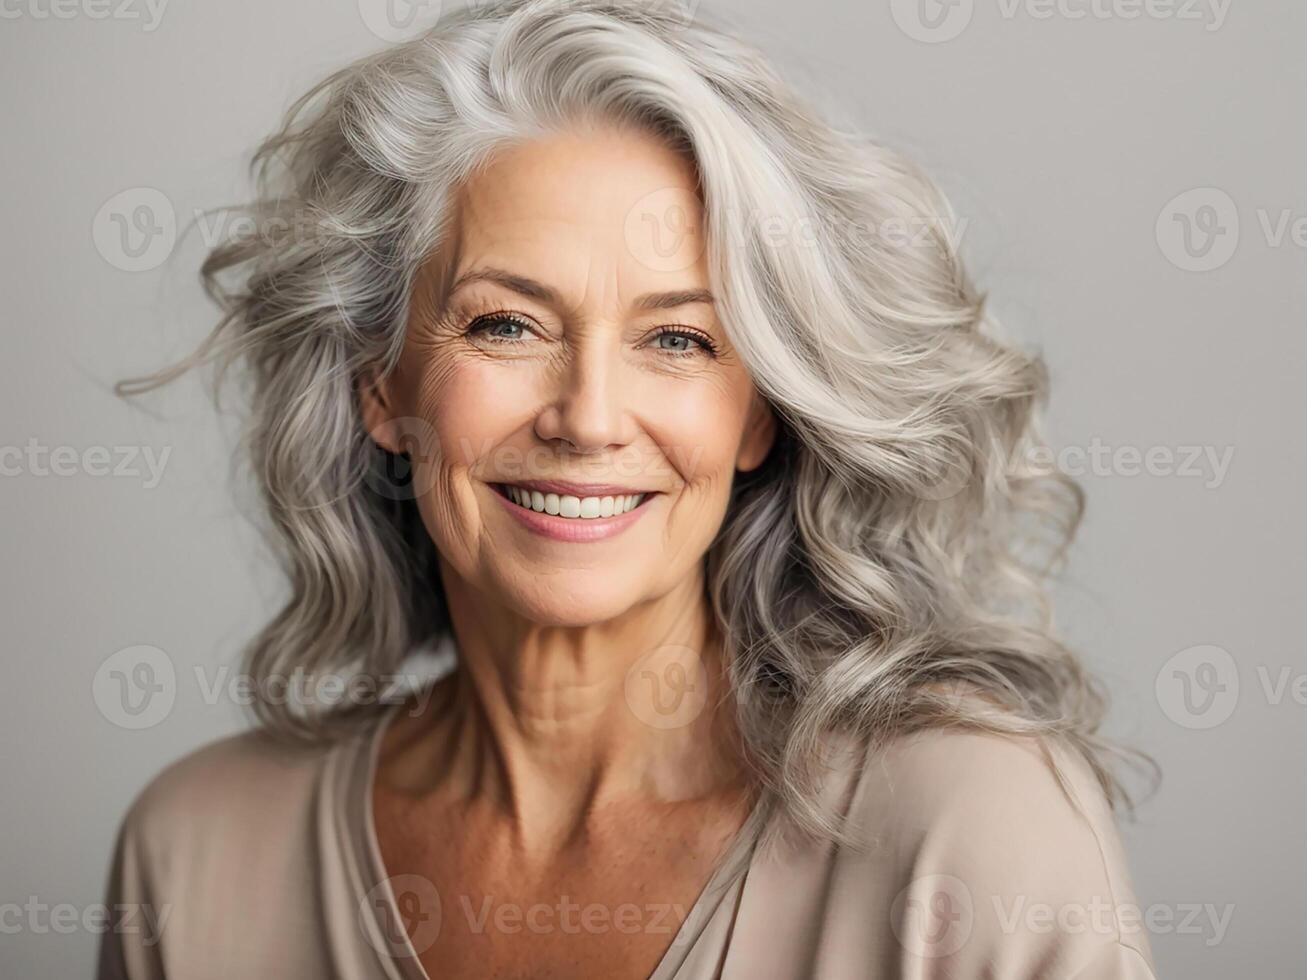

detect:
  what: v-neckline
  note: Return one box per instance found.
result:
[350,692,763,980]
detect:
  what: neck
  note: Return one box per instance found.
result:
[390,562,750,852]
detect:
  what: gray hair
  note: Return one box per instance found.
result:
[117,0,1152,849]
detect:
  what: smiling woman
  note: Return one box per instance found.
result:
[100,1,1157,978]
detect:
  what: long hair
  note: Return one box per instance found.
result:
[117,0,1153,848]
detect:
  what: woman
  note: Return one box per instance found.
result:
[100,1,1158,977]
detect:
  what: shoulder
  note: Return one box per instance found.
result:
[854,724,1112,833]
[97,725,373,979]
[117,726,335,845]
[104,723,362,907]
[847,726,1131,879]
[831,726,1157,977]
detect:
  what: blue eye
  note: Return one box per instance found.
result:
[652,328,718,357]
[468,313,534,342]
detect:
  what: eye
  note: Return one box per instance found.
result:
[466,311,537,343]
[650,327,719,358]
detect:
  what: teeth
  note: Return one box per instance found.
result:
[503,486,645,519]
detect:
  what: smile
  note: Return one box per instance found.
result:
[493,483,650,519]
[489,481,659,543]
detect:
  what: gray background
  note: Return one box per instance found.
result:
[2,1,1302,977]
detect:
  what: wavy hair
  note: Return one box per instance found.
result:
[117,0,1152,848]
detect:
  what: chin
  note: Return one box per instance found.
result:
[497,580,648,629]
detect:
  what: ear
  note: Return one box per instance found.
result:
[357,366,403,455]
[736,391,778,473]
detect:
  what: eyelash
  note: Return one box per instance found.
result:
[465,311,720,358]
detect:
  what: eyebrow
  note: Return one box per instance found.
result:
[448,267,715,312]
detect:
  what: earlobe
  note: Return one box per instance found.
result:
[357,369,400,455]
[736,394,778,473]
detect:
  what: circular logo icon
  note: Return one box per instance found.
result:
[647,0,702,30]
[890,873,974,958]
[624,644,710,730]
[363,416,442,502]
[1155,188,1240,272]
[623,187,708,274]
[360,873,442,956]
[891,0,975,44]
[1155,644,1239,729]
[92,188,177,272]
[913,448,975,502]
[93,645,177,729]
[357,0,443,43]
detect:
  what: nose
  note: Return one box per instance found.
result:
[533,334,633,453]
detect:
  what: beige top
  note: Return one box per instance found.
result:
[97,690,1157,980]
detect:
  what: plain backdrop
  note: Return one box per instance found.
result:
[1,1,1303,977]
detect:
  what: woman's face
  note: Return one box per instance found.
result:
[364,124,776,627]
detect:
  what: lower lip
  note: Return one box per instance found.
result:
[490,485,657,542]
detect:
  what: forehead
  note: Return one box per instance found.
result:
[448,125,709,299]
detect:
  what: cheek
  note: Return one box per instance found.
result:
[647,377,752,491]
[403,360,515,562]
[412,360,528,472]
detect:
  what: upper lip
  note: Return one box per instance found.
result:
[493,479,657,497]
